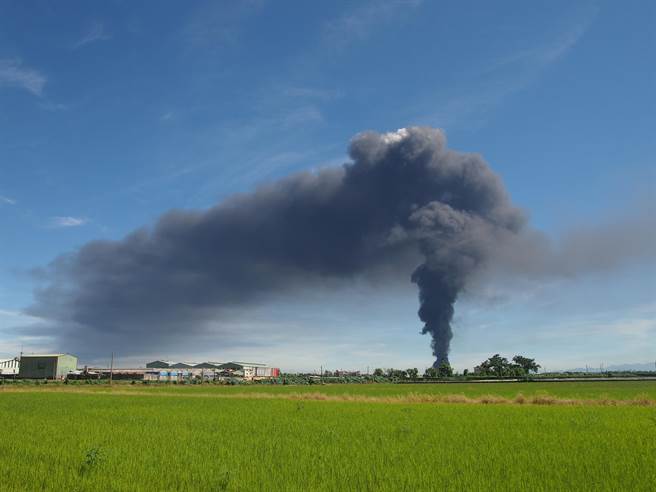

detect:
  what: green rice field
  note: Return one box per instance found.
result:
[82,379,656,400]
[1,381,655,491]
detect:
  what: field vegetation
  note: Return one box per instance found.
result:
[4,378,655,401]
[1,381,655,491]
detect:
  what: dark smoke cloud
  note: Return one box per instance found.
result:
[29,127,525,364]
[485,212,656,279]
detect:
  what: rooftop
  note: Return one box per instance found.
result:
[20,353,75,358]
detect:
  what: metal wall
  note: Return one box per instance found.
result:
[18,357,58,379]
[55,355,78,379]
[18,355,78,379]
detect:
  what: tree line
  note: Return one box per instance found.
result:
[372,354,540,380]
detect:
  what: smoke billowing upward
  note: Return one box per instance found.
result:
[29,127,525,364]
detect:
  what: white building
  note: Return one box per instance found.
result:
[0,357,20,376]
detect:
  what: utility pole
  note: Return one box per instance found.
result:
[109,352,114,386]
[16,344,23,381]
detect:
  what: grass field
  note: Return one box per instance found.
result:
[1,382,655,491]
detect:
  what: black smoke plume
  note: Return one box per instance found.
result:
[29,127,525,364]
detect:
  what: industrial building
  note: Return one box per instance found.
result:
[219,362,280,379]
[18,354,78,380]
[0,357,20,376]
[143,360,280,381]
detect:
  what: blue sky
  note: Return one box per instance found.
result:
[1,0,654,371]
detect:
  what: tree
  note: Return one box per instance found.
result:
[424,367,438,378]
[512,355,541,374]
[488,354,509,377]
[473,360,491,376]
[373,368,384,377]
[437,361,453,378]
[407,368,419,379]
[474,354,510,377]
[385,368,407,379]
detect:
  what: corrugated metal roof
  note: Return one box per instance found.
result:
[170,362,197,368]
[21,353,74,358]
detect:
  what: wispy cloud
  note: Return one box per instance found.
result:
[423,6,598,129]
[0,196,16,205]
[282,106,323,127]
[73,21,111,49]
[323,0,423,49]
[483,8,596,75]
[49,216,89,228]
[183,0,266,48]
[284,87,342,101]
[0,59,46,96]
[39,101,68,112]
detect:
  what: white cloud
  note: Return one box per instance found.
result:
[0,196,16,205]
[0,309,52,360]
[0,309,23,318]
[0,59,46,96]
[49,216,89,228]
[73,21,111,49]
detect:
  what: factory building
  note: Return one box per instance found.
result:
[143,360,280,381]
[18,354,78,380]
[218,362,280,379]
[0,357,20,376]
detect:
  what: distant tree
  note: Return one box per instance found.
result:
[512,355,541,374]
[407,368,419,379]
[463,369,469,377]
[473,362,489,376]
[373,368,384,377]
[384,368,407,379]
[424,367,438,378]
[474,354,514,377]
[437,361,453,378]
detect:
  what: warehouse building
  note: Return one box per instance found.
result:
[18,354,78,380]
[143,360,280,381]
[218,362,280,379]
[0,357,20,376]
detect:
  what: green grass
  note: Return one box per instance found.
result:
[1,383,655,491]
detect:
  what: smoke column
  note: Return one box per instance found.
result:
[29,127,524,364]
